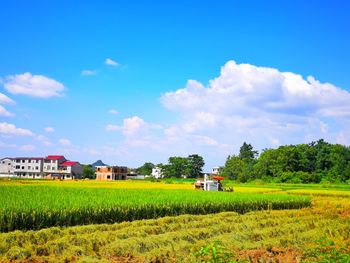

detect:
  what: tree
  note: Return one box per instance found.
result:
[239,142,258,160]
[187,154,205,178]
[163,157,189,178]
[221,155,244,181]
[82,165,96,179]
[136,162,155,175]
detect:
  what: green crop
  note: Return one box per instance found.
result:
[0,184,310,232]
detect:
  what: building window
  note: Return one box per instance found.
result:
[16,160,20,163]
[22,160,25,163]
[28,166,31,170]
[97,168,100,171]
[107,175,111,179]
[15,165,20,169]
[36,166,39,170]
[22,166,25,169]
[36,160,39,163]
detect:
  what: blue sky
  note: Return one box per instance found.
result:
[0,1,350,170]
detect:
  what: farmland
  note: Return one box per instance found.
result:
[0,180,309,232]
[0,180,349,262]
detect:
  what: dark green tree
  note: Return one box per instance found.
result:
[239,142,258,160]
[136,162,155,175]
[82,165,96,179]
[187,154,205,178]
[221,155,244,181]
[164,157,189,178]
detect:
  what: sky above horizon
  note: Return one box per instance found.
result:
[1,1,350,170]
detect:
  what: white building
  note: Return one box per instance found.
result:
[0,158,14,177]
[1,155,83,179]
[151,167,163,179]
[43,155,67,173]
[212,166,221,175]
[13,157,44,178]
[54,161,83,180]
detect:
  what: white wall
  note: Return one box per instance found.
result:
[0,158,13,174]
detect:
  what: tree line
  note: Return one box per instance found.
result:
[137,154,205,178]
[222,139,350,183]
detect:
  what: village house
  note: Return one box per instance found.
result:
[0,157,14,177]
[151,167,163,179]
[95,166,128,181]
[13,157,44,179]
[0,155,83,179]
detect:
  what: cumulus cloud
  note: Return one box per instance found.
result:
[0,122,33,136]
[81,70,96,76]
[106,116,145,136]
[108,109,118,115]
[0,93,15,104]
[162,61,350,118]
[64,60,350,169]
[121,116,146,136]
[3,72,65,98]
[161,60,350,150]
[44,126,55,133]
[105,58,119,66]
[59,138,71,146]
[0,105,14,117]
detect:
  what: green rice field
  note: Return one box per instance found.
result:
[0,182,310,232]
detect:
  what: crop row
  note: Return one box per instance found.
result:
[0,198,349,262]
[0,185,311,232]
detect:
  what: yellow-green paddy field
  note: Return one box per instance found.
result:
[0,179,349,262]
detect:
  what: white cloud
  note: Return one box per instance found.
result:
[106,116,146,136]
[0,93,15,104]
[81,70,96,76]
[160,60,350,152]
[105,58,119,66]
[108,109,118,115]
[0,122,33,136]
[162,61,350,119]
[20,144,35,151]
[36,135,53,146]
[122,116,146,136]
[192,135,218,146]
[0,105,14,117]
[44,126,55,133]
[3,72,65,98]
[59,138,71,146]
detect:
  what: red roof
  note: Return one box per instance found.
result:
[213,176,225,181]
[46,155,65,160]
[60,161,78,166]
